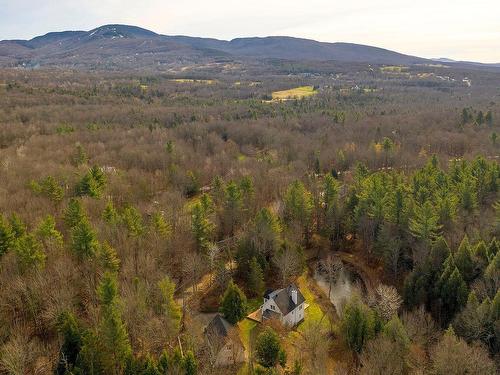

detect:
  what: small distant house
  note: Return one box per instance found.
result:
[261,284,306,327]
[204,314,246,367]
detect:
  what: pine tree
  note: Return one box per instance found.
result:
[284,180,314,242]
[102,200,120,226]
[9,213,27,239]
[36,215,63,250]
[248,257,265,297]
[191,202,214,251]
[15,233,46,271]
[183,351,197,375]
[485,110,493,126]
[0,214,14,257]
[37,175,65,203]
[340,297,377,353]
[250,208,281,262]
[56,311,83,375]
[122,206,145,237]
[220,279,247,324]
[98,272,132,375]
[72,143,88,166]
[99,241,120,273]
[150,211,171,239]
[158,276,181,334]
[157,350,169,374]
[455,235,475,282]
[76,166,106,198]
[255,327,286,369]
[222,181,243,236]
[64,198,85,229]
[409,201,442,247]
[71,219,99,259]
[438,265,468,322]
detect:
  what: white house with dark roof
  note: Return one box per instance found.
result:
[261,284,306,326]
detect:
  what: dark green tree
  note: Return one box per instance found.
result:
[71,219,99,259]
[98,272,132,375]
[64,198,86,229]
[248,257,265,297]
[340,297,377,353]
[255,327,286,368]
[0,214,14,257]
[56,311,83,375]
[220,279,247,324]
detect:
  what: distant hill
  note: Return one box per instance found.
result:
[166,35,425,64]
[0,24,496,69]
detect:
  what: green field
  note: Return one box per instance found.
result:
[271,85,317,100]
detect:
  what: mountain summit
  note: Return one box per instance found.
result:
[0,24,484,69]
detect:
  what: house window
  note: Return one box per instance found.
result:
[270,305,275,311]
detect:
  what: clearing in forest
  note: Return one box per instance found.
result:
[271,85,317,100]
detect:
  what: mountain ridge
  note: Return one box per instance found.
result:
[1,24,498,69]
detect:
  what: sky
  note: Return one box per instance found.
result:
[1,0,499,63]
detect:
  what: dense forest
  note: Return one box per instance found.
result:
[0,63,499,374]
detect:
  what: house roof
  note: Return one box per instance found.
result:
[205,313,232,338]
[267,284,305,316]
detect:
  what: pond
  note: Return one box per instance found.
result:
[313,261,366,316]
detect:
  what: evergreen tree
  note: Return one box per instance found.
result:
[99,241,121,273]
[158,276,182,334]
[0,213,14,257]
[9,213,27,239]
[122,205,145,237]
[409,201,442,247]
[103,200,120,226]
[191,202,214,251]
[222,181,243,236]
[455,235,475,282]
[64,198,85,229]
[76,165,106,198]
[40,176,64,203]
[383,316,410,349]
[220,279,247,324]
[438,264,468,322]
[248,257,265,297]
[73,143,88,166]
[98,272,132,375]
[250,208,281,263]
[35,215,63,249]
[151,211,172,239]
[157,350,169,374]
[71,219,99,259]
[56,311,83,375]
[284,180,314,242]
[183,351,197,375]
[340,297,377,353]
[255,327,286,368]
[15,233,46,271]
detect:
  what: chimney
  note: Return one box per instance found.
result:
[291,289,298,305]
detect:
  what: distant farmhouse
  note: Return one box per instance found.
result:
[204,314,246,367]
[261,284,306,326]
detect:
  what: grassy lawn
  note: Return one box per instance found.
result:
[238,319,258,352]
[380,66,408,73]
[295,274,330,331]
[271,85,317,100]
